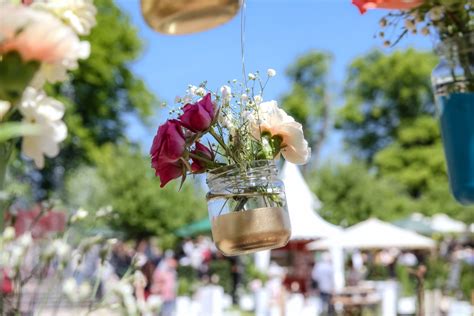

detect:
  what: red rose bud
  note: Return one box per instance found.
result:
[179,93,215,132]
[191,142,213,173]
[150,120,187,187]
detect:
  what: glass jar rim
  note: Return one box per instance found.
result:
[206,160,277,182]
[436,32,474,55]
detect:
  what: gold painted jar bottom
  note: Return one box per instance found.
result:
[211,207,291,256]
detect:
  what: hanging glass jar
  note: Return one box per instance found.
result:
[432,32,474,204]
[141,0,241,35]
[206,160,291,256]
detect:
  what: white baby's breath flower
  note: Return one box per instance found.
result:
[267,68,276,77]
[187,85,198,96]
[220,85,232,102]
[0,101,11,121]
[254,95,263,105]
[8,245,25,273]
[52,239,71,259]
[218,112,234,130]
[249,100,311,164]
[421,26,430,36]
[429,6,443,21]
[248,73,256,80]
[174,96,181,104]
[195,87,206,97]
[19,87,67,169]
[404,19,416,31]
[2,226,15,242]
[32,0,97,36]
[241,94,248,103]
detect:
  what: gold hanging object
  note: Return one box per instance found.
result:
[141,0,241,35]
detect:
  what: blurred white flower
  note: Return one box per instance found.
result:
[248,73,256,80]
[267,68,276,77]
[8,245,25,273]
[19,87,67,168]
[241,94,248,103]
[220,85,231,102]
[71,208,89,222]
[218,112,234,130]
[254,95,263,105]
[132,253,147,268]
[78,281,92,300]
[63,278,78,302]
[249,100,311,164]
[52,239,71,259]
[0,101,10,121]
[32,0,97,36]
[18,232,33,248]
[133,270,147,288]
[2,226,15,242]
[146,295,162,311]
[429,6,443,21]
[0,4,90,87]
[96,205,113,217]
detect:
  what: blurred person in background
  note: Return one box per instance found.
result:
[312,252,335,316]
[152,251,177,316]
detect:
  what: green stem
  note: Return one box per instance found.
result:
[209,128,233,162]
[188,152,219,169]
[0,141,13,231]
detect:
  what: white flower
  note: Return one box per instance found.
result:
[18,232,33,248]
[147,295,162,311]
[195,87,206,97]
[254,95,263,105]
[52,239,71,259]
[248,73,256,80]
[71,208,89,222]
[404,19,416,31]
[241,94,248,103]
[78,281,91,300]
[267,68,276,77]
[19,87,67,168]
[249,100,311,164]
[220,85,232,102]
[63,278,78,302]
[8,245,25,273]
[0,4,90,87]
[218,112,234,130]
[0,100,10,121]
[429,6,443,21]
[2,226,15,241]
[96,205,113,217]
[132,253,147,268]
[186,85,198,96]
[32,0,97,36]
[133,270,147,288]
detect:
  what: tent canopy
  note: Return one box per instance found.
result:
[307,218,436,250]
[176,218,211,237]
[430,213,468,234]
[392,213,434,235]
[281,162,342,240]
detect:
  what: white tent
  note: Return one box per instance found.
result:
[307,218,436,250]
[430,213,468,234]
[280,162,342,240]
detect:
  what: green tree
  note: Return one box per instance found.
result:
[338,49,437,161]
[37,0,156,197]
[93,145,206,247]
[310,162,412,227]
[281,51,332,166]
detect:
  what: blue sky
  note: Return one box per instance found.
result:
[116,0,433,162]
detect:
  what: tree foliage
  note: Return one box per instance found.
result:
[337,49,437,161]
[310,162,412,227]
[281,51,332,165]
[93,145,207,246]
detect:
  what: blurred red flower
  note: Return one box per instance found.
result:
[353,0,423,13]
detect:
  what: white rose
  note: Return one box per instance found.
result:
[249,100,311,164]
[19,87,67,168]
[32,0,97,36]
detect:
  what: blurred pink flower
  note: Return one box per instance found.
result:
[14,205,66,239]
[353,0,423,13]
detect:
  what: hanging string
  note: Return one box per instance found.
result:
[240,0,247,88]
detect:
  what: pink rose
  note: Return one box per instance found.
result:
[353,0,423,13]
[179,93,215,132]
[150,120,186,187]
[191,142,213,173]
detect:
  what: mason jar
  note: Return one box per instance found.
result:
[432,33,474,204]
[206,160,291,256]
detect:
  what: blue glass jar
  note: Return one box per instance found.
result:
[432,33,474,204]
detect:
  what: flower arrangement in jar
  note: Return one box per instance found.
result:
[150,70,311,255]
